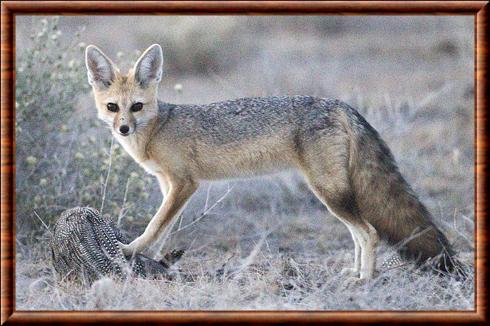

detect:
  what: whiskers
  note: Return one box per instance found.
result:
[133,119,153,136]
[135,119,151,129]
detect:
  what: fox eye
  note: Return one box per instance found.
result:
[106,103,119,112]
[131,102,143,112]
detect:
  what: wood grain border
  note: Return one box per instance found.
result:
[1,1,488,325]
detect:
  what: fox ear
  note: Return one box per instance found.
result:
[133,44,163,88]
[85,45,116,89]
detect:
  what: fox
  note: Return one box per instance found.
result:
[85,44,465,280]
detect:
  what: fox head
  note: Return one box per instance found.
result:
[85,44,163,137]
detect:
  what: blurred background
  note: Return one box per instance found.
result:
[15,16,474,310]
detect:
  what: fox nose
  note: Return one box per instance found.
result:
[119,125,130,135]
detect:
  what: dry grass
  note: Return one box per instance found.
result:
[15,16,474,310]
[16,244,474,310]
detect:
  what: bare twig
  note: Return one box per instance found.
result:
[33,210,51,234]
[415,82,454,111]
[392,226,434,252]
[117,177,131,227]
[226,232,269,279]
[203,184,213,212]
[100,137,114,215]
[171,185,234,235]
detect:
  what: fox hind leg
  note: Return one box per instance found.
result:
[301,151,378,279]
[308,182,379,279]
[340,223,361,276]
[333,211,379,279]
[349,219,379,279]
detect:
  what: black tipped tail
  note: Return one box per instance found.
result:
[420,248,469,281]
[341,107,468,281]
[395,222,469,280]
[385,220,468,280]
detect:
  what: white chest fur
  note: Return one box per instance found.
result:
[115,134,143,161]
[139,159,162,175]
[114,134,162,176]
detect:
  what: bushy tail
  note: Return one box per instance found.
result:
[339,107,466,279]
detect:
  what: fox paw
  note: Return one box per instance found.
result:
[340,267,360,278]
[119,242,138,257]
[342,276,366,288]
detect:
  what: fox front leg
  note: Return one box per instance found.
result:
[121,178,198,256]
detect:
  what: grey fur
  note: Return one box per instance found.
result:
[149,96,461,275]
[149,96,349,179]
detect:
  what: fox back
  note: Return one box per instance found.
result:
[148,96,351,180]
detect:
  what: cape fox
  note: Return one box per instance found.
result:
[85,44,464,280]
